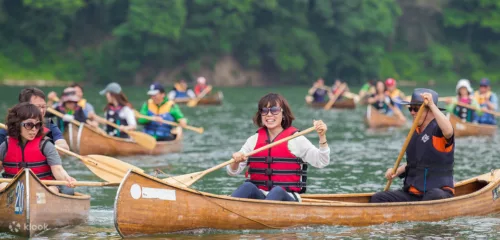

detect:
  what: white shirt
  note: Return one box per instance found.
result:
[117,106,137,127]
[226,133,330,176]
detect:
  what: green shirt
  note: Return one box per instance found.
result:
[137,98,186,125]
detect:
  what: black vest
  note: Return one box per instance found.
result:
[404,119,454,193]
[105,105,129,138]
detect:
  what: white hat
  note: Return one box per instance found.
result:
[456,79,473,94]
[197,77,206,84]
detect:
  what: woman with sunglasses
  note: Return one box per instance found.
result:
[227,93,330,202]
[367,81,406,121]
[96,82,137,138]
[0,103,76,194]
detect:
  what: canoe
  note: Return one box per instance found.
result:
[64,124,183,156]
[365,105,406,128]
[174,91,223,106]
[0,169,90,237]
[306,98,356,109]
[113,169,500,237]
[448,114,497,137]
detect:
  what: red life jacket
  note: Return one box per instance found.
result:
[2,127,54,180]
[246,126,307,193]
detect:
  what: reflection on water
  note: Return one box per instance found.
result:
[0,85,499,239]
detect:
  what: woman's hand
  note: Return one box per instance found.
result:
[232,152,247,163]
[313,120,327,137]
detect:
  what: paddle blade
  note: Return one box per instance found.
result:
[187,99,198,107]
[83,155,144,183]
[126,131,157,150]
[162,171,204,188]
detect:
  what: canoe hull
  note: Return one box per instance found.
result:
[307,98,356,109]
[175,91,223,106]
[114,169,500,237]
[448,114,497,137]
[0,169,90,237]
[64,124,183,156]
[365,105,406,128]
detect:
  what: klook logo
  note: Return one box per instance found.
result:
[8,221,48,233]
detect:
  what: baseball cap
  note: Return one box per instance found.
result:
[99,82,122,95]
[385,78,396,87]
[147,83,165,95]
[61,87,80,103]
[480,78,490,86]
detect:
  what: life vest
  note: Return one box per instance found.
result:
[313,89,327,102]
[371,94,391,114]
[55,105,84,132]
[246,127,307,193]
[2,128,54,180]
[474,91,492,106]
[453,97,474,122]
[195,84,207,95]
[105,105,129,138]
[404,119,454,194]
[387,89,402,99]
[173,83,188,98]
[77,99,87,110]
[144,99,175,138]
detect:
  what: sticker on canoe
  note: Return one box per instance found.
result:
[455,123,465,131]
[130,184,176,201]
[6,189,15,206]
[493,185,500,200]
[36,193,46,204]
[14,182,24,215]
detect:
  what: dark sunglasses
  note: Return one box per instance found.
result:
[407,106,421,112]
[260,106,282,116]
[22,122,42,130]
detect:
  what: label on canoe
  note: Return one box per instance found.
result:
[14,182,24,215]
[36,193,46,204]
[493,185,500,200]
[130,184,176,201]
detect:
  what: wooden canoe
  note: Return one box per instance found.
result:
[113,169,500,237]
[0,169,90,237]
[365,105,406,128]
[448,114,497,137]
[306,98,356,109]
[174,91,224,106]
[64,124,183,156]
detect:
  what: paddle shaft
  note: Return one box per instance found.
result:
[134,110,204,134]
[0,178,117,186]
[324,83,347,110]
[190,86,212,103]
[384,102,427,191]
[47,107,82,126]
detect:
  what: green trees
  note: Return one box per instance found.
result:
[0,0,499,85]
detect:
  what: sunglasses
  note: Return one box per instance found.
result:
[22,122,42,130]
[260,106,283,116]
[407,106,421,112]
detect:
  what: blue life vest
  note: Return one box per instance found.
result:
[312,89,327,102]
[144,99,175,138]
[474,91,496,125]
[404,119,454,194]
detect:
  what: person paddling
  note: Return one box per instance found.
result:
[306,78,329,103]
[474,78,498,125]
[227,93,330,202]
[367,81,406,121]
[96,82,137,138]
[445,79,481,123]
[194,77,212,96]
[168,79,196,101]
[0,88,69,151]
[0,103,76,194]
[385,78,406,109]
[370,88,454,203]
[138,83,188,141]
[46,87,88,133]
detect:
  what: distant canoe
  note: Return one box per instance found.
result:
[448,114,497,137]
[64,124,183,156]
[174,91,223,106]
[365,105,406,128]
[307,98,356,109]
[113,169,500,237]
[0,169,90,237]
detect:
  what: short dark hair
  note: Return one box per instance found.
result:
[70,83,83,93]
[6,103,44,139]
[18,88,46,103]
[253,93,295,129]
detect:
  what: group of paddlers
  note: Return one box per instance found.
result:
[0,78,212,193]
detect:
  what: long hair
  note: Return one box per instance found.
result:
[6,103,44,140]
[253,93,295,129]
[104,92,133,110]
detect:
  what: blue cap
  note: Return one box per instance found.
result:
[147,83,165,95]
[480,78,490,86]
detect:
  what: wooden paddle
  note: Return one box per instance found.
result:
[187,85,213,107]
[0,178,119,187]
[162,125,318,187]
[384,101,427,191]
[324,83,347,110]
[133,110,204,134]
[91,113,157,150]
[0,123,144,183]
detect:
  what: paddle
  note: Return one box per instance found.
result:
[324,83,347,110]
[162,125,317,187]
[0,178,119,187]
[133,110,204,134]
[0,123,144,183]
[384,101,427,191]
[187,85,213,107]
[90,113,157,150]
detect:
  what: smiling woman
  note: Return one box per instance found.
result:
[226,93,331,202]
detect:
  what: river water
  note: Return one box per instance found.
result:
[0,84,499,239]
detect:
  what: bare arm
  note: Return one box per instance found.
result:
[429,102,454,139]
